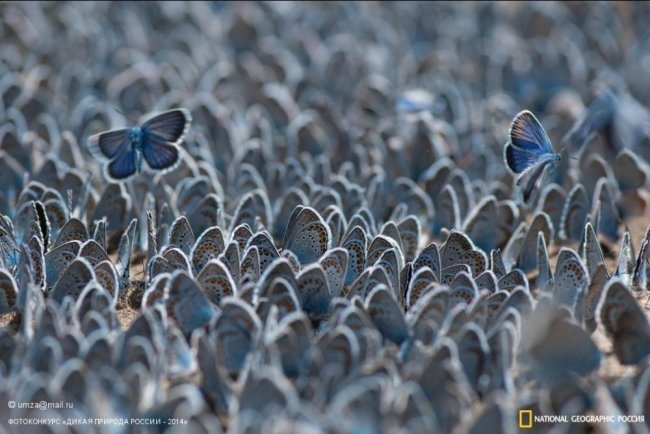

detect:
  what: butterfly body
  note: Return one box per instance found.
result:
[89,108,191,182]
[504,110,562,201]
[127,127,145,173]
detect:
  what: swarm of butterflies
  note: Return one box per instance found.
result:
[1,2,650,433]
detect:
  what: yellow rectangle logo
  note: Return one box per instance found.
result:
[519,410,533,428]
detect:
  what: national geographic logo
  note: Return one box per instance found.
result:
[518,409,645,429]
[518,410,532,429]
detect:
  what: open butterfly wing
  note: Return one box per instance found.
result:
[141,109,191,144]
[88,128,130,160]
[141,135,180,170]
[106,147,137,180]
[140,109,191,171]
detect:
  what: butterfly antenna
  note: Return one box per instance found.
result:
[559,144,578,160]
[112,105,127,119]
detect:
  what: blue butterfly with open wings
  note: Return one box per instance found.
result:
[504,110,562,201]
[89,108,192,182]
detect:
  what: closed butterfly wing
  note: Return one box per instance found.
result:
[505,111,561,201]
[463,196,498,253]
[536,183,567,235]
[365,285,409,345]
[490,249,507,278]
[592,178,620,241]
[560,184,590,241]
[613,149,648,191]
[166,271,216,337]
[240,245,260,284]
[598,279,650,365]
[92,183,131,233]
[632,228,650,291]
[168,216,195,255]
[319,248,349,298]
[449,271,478,307]
[456,323,490,392]
[0,269,18,314]
[397,216,420,263]
[186,193,222,237]
[296,264,332,321]
[44,196,69,242]
[537,232,553,293]
[341,225,367,287]
[553,248,588,311]
[582,222,607,278]
[475,270,497,293]
[517,212,553,272]
[45,240,82,287]
[433,184,461,235]
[196,259,236,306]
[583,264,609,333]
[257,277,301,321]
[193,331,231,418]
[528,313,601,378]
[405,267,437,309]
[441,231,487,276]
[616,231,635,287]
[517,156,556,202]
[283,206,331,265]
[505,110,554,174]
[230,189,273,232]
[23,235,45,290]
[414,242,441,282]
[79,239,110,267]
[246,231,280,272]
[93,260,119,303]
[497,269,528,293]
[190,226,225,274]
[52,217,88,249]
[213,297,261,375]
[51,258,96,304]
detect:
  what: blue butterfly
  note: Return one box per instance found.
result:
[89,108,192,181]
[504,110,562,201]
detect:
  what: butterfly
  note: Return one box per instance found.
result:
[504,110,563,201]
[89,108,192,181]
[395,88,434,114]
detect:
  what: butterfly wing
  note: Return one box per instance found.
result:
[510,110,553,154]
[140,109,191,170]
[141,108,191,143]
[517,157,554,202]
[141,137,180,170]
[505,110,555,174]
[563,91,615,151]
[106,145,137,181]
[88,128,130,160]
[504,142,544,174]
